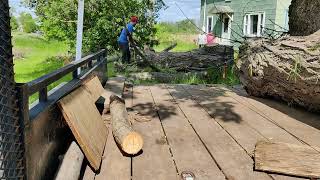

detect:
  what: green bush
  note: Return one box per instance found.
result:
[19,13,38,33]
[10,16,19,30]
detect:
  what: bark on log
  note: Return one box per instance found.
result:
[55,142,84,180]
[110,95,143,154]
[236,30,320,112]
[144,45,234,71]
[289,0,320,36]
[162,42,177,52]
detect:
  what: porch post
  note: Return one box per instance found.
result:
[75,0,85,75]
[202,0,207,32]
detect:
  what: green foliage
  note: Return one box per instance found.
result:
[10,16,19,30]
[25,0,164,53]
[287,56,301,83]
[19,13,38,33]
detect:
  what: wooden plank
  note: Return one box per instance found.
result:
[167,85,271,180]
[95,129,131,180]
[58,87,108,170]
[185,85,303,151]
[183,85,266,154]
[82,76,105,102]
[95,83,131,180]
[255,141,320,178]
[226,87,320,152]
[149,85,225,180]
[131,86,178,180]
[182,85,305,180]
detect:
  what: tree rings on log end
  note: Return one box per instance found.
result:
[122,131,143,155]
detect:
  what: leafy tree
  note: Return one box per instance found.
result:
[10,16,19,31]
[19,13,38,33]
[23,0,166,53]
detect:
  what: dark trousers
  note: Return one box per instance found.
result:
[119,42,131,64]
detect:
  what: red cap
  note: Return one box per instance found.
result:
[131,16,139,23]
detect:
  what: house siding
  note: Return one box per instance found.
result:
[200,0,282,47]
[275,0,291,31]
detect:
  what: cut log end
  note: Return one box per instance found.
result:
[122,131,144,155]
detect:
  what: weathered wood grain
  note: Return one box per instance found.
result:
[132,86,178,180]
[150,85,225,180]
[255,141,320,178]
[167,85,271,180]
[58,87,108,170]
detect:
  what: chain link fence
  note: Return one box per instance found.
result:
[0,0,25,179]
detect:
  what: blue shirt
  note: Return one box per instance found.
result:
[118,23,134,44]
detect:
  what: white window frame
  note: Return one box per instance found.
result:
[207,16,213,33]
[243,12,265,37]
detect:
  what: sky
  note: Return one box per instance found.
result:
[159,0,200,22]
[9,0,200,22]
[9,0,35,16]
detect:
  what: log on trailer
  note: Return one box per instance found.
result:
[110,95,143,155]
[55,142,84,180]
[236,30,320,112]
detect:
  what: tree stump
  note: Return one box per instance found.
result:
[236,31,320,112]
[110,95,143,155]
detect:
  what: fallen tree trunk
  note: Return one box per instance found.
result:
[143,45,234,71]
[110,95,143,155]
[289,0,320,36]
[236,30,320,112]
[162,42,177,52]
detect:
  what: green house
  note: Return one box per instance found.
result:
[200,0,291,47]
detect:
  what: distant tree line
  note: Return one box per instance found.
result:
[156,20,199,34]
[10,12,38,33]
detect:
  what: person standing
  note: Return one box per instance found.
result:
[198,32,207,48]
[118,16,139,64]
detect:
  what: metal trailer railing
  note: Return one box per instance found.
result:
[16,49,107,179]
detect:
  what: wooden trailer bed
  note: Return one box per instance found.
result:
[84,84,320,180]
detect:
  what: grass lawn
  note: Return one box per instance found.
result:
[13,32,70,102]
[13,32,69,82]
[154,24,198,52]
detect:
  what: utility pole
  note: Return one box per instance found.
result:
[202,0,207,32]
[75,0,84,75]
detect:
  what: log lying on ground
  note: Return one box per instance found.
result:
[236,30,320,112]
[143,45,234,71]
[162,42,177,52]
[289,0,320,36]
[110,95,143,154]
